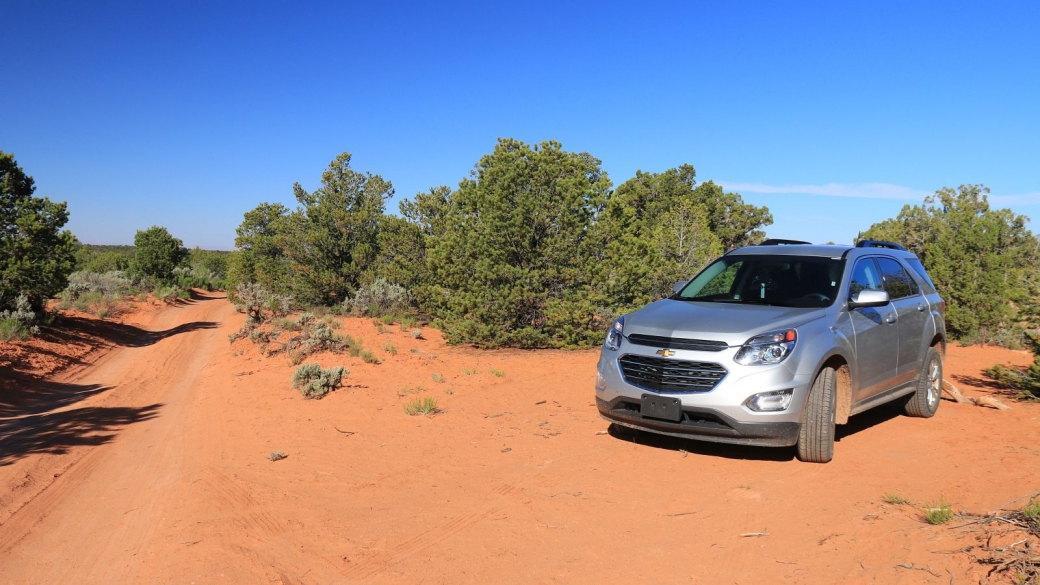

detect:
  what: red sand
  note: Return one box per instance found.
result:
[1,292,1037,583]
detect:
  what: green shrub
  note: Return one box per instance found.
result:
[490,369,506,378]
[404,396,439,416]
[985,331,1040,399]
[0,318,30,341]
[0,295,39,340]
[383,341,397,355]
[922,498,955,525]
[291,363,347,399]
[1023,498,1040,519]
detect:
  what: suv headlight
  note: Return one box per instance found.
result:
[734,329,797,365]
[605,316,625,351]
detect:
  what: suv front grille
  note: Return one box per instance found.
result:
[627,334,728,352]
[618,354,727,393]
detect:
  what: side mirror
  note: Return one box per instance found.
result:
[673,280,687,294]
[849,289,890,309]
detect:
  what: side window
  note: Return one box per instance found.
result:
[876,257,918,299]
[905,258,937,295]
[849,259,883,297]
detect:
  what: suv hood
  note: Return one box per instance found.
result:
[623,299,828,347]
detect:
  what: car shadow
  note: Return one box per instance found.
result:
[604,400,919,461]
[0,402,162,467]
[606,424,795,462]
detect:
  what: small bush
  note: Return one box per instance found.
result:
[404,396,439,416]
[462,368,477,375]
[410,329,423,339]
[267,451,287,462]
[985,331,1040,399]
[490,369,506,378]
[291,363,347,399]
[922,498,955,525]
[0,295,40,340]
[0,318,30,342]
[1023,498,1040,520]
[358,349,379,364]
[431,373,445,383]
[347,278,411,317]
[383,341,397,355]
[884,493,911,505]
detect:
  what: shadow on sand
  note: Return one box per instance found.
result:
[0,402,162,467]
[604,399,911,462]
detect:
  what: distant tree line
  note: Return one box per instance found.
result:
[227,138,773,348]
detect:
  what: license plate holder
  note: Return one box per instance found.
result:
[641,394,683,422]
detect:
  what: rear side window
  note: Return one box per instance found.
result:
[849,259,884,296]
[876,257,919,299]
[905,258,937,294]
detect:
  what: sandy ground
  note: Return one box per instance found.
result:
[1,292,1038,584]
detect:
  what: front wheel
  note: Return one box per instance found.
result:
[796,367,837,463]
[904,347,942,418]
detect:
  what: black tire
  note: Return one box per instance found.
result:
[904,347,942,418]
[796,367,837,463]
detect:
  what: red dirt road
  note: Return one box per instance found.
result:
[1,293,1038,584]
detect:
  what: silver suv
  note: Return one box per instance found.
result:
[595,240,946,463]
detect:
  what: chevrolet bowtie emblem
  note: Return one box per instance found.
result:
[656,349,676,357]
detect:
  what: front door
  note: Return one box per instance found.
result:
[847,258,900,401]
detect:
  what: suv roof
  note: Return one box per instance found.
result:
[727,239,915,259]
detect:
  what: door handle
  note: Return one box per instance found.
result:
[885,314,897,324]
[917,304,925,312]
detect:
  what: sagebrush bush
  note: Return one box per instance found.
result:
[0,295,40,340]
[347,278,411,317]
[65,270,133,296]
[292,363,347,399]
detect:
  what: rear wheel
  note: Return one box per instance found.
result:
[796,367,836,463]
[904,347,942,418]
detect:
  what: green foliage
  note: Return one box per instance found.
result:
[0,150,77,311]
[132,226,189,282]
[922,497,955,525]
[884,493,912,505]
[225,142,772,349]
[404,396,439,416]
[985,331,1040,399]
[425,139,613,347]
[1023,498,1040,519]
[860,185,1040,341]
[291,363,347,399]
[282,152,394,305]
[188,247,229,279]
[0,294,39,340]
[226,202,290,298]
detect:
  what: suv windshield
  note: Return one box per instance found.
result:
[674,255,846,308]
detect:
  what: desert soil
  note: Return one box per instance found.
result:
[1,292,1038,584]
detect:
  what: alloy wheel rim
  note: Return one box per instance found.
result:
[926,359,940,408]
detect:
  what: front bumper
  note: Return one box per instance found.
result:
[597,396,800,447]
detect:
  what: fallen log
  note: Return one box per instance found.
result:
[942,380,1011,410]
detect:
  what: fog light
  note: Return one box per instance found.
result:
[745,389,794,412]
[596,372,607,392]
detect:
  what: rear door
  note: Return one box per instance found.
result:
[876,256,927,386]
[847,258,900,401]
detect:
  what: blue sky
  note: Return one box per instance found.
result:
[4,1,1039,250]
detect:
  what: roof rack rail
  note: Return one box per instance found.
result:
[856,240,907,251]
[758,239,812,246]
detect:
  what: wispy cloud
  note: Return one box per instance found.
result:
[991,192,1040,206]
[719,182,931,200]
[720,181,1040,207]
